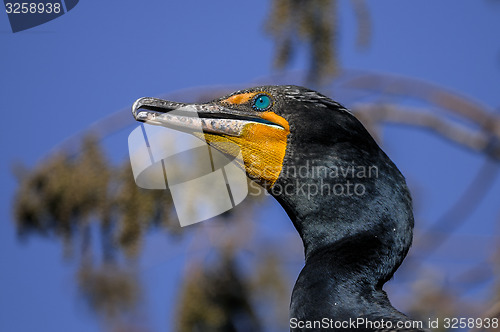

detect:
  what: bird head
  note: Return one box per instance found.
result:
[132,86,296,189]
[131,85,373,189]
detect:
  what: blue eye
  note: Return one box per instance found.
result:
[252,94,272,111]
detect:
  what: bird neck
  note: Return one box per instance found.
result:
[289,244,411,324]
[270,145,414,285]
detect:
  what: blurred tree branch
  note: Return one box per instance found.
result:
[341,73,499,131]
[353,104,500,159]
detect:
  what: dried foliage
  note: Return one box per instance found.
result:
[250,253,291,329]
[77,262,141,319]
[266,0,338,84]
[176,251,261,332]
[265,0,371,85]
[13,136,179,325]
[14,137,110,251]
[407,271,466,332]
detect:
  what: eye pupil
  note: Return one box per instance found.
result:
[253,94,271,110]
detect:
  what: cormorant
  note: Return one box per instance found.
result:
[132,85,424,331]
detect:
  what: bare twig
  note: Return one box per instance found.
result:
[341,72,498,131]
[349,0,371,49]
[353,104,500,159]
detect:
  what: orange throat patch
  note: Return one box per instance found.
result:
[198,111,289,188]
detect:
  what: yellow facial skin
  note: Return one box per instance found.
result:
[221,92,258,105]
[197,93,290,188]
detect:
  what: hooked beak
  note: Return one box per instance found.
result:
[131,97,284,137]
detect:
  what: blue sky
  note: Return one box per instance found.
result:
[2,1,500,331]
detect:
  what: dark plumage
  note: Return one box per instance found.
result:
[132,85,425,331]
